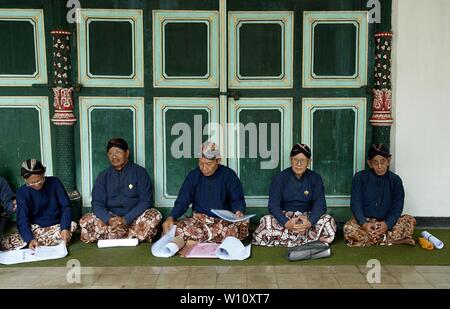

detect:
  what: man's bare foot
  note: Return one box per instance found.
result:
[391,238,416,246]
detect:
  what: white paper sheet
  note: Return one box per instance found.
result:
[211,209,255,223]
[0,242,68,265]
[421,231,444,249]
[97,238,139,248]
[151,225,184,258]
[215,236,251,260]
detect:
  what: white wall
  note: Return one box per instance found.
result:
[391,0,450,216]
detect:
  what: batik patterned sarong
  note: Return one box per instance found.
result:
[0,221,78,251]
[79,208,162,243]
[343,215,416,247]
[252,211,337,247]
[175,212,249,243]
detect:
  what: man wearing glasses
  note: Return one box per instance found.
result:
[1,159,76,250]
[79,137,162,244]
[343,144,416,246]
[252,143,337,247]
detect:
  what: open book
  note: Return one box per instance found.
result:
[211,209,255,223]
[151,225,185,258]
[183,236,251,260]
[0,242,68,265]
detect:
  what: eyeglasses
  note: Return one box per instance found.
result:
[292,158,308,166]
[26,178,45,187]
[370,159,389,167]
[107,149,125,157]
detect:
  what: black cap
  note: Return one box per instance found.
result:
[107,137,129,152]
[368,143,391,159]
[290,143,311,159]
[21,158,46,179]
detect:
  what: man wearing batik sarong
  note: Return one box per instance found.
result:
[252,143,337,247]
[344,144,416,247]
[79,138,161,243]
[162,142,249,243]
[1,159,77,250]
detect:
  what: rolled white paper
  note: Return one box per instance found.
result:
[421,231,444,249]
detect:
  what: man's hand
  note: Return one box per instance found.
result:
[284,217,299,231]
[373,221,388,238]
[162,216,175,235]
[293,215,312,235]
[285,216,311,235]
[11,199,17,213]
[60,229,71,244]
[117,217,126,228]
[362,221,387,241]
[108,216,118,227]
[235,211,244,218]
[362,222,376,239]
[108,216,127,232]
[29,239,39,250]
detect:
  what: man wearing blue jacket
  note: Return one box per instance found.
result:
[162,142,249,243]
[1,159,77,250]
[252,143,337,247]
[344,144,416,246]
[80,138,161,243]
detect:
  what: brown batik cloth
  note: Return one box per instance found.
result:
[343,214,416,247]
[251,211,337,247]
[175,212,249,243]
[0,221,78,251]
[79,208,162,243]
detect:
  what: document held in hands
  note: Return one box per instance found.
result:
[184,236,251,260]
[211,209,255,223]
[151,225,185,258]
[0,242,68,265]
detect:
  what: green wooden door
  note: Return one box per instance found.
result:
[75,4,147,206]
[152,3,221,213]
[74,0,221,212]
[225,0,374,222]
[0,4,52,192]
[72,0,376,220]
[0,0,384,223]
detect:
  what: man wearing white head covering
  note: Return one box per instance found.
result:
[162,141,249,243]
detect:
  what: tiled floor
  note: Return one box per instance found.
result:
[0,265,449,288]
